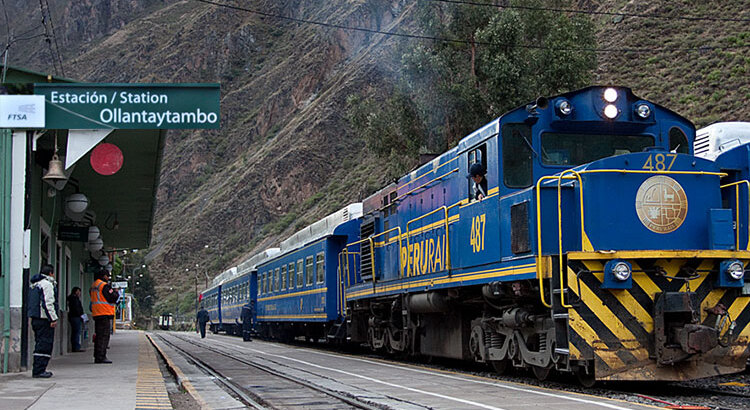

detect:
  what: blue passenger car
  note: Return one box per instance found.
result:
[255,204,361,341]
[342,86,750,384]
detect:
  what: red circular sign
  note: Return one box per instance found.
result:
[90,143,124,176]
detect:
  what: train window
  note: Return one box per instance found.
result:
[274,268,280,292]
[316,253,325,284]
[288,263,295,289]
[503,124,533,188]
[467,144,488,199]
[261,273,266,295]
[306,256,314,285]
[281,265,287,291]
[669,127,689,154]
[297,260,304,287]
[540,132,654,167]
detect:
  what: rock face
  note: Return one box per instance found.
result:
[4,0,749,307]
[4,0,408,299]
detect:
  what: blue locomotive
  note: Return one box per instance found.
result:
[202,87,750,385]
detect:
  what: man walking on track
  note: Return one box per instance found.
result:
[196,304,209,338]
[90,269,118,364]
[240,301,254,342]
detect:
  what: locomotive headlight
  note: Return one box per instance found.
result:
[556,99,573,116]
[611,262,632,281]
[603,259,632,289]
[604,104,618,119]
[636,104,651,119]
[726,260,745,280]
[603,87,618,103]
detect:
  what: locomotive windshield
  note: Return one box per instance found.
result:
[541,133,654,166]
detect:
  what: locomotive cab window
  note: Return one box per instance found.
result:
[503,124,533,188]
[541,133,654,166]
[316,252,325,284]
[669,127,689,154]
[467,144,488,200]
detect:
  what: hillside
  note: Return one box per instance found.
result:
[3,0,749,314]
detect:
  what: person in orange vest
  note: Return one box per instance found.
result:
[90,269,118,363]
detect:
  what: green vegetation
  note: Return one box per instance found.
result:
[347,0,596,171]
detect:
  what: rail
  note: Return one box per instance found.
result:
[535,168,727,309]
[720,180,750,251]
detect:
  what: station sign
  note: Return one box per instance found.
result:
[112,281,129,289]
[34,83,220,129]
[56,225,88,242]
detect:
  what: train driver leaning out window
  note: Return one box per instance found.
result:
[468,163,488,201]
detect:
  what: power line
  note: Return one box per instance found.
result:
[43,0,65,77]
[194,0,750,53]
[38,0,64,77]
[424,0,750,23]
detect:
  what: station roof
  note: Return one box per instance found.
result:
[2,64,165,249]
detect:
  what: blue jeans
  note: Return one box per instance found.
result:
[69,316,82,351]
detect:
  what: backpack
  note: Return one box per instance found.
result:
[28,284,43,318]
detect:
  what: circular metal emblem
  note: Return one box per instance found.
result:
[635,176,688,233]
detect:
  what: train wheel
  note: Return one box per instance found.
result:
[576,365,596,387]
[490,359,508,375]
[532,365,552,381]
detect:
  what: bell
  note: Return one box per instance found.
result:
[43,154,68,182]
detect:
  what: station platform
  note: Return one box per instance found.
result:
[0,329,172,410]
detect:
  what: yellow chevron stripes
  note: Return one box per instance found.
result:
[136,332,172,410]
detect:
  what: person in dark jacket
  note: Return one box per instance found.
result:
[196,305,209,338]
[468,163,488,201]
[28,264,59,378]
[67,287,85,352]
[240,301,254,342]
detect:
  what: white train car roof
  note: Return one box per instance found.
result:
[252,203,363,268]
[210,266,238,287]
[278,203,362,255]
[694,122,750,160]
[237,248,281,276]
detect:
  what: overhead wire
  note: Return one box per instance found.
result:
[38,0,64,77]
[423,0,750,23]
[43,0,65,77]
[194,0,750,54]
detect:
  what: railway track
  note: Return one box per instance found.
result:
[153,332,384,410]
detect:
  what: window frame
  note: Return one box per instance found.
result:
[288,263,295,290]
[297,260,304,287]
[305,256,314,286]
[502,123,534,189]
[281,265,287,291]
[274,267,280,292]
[316,252,325,284]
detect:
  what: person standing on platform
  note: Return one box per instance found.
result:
[90,269,118,364]
[28,264,59,378]
[196,305,209,338]
[240,300,254,342]
[67,287,85,352]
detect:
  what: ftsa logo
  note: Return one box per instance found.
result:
[7,104,36,121]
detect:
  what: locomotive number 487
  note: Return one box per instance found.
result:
[470,213,486,253]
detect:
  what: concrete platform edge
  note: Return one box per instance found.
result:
[146,333,211,409]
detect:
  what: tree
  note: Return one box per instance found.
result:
[347,0,596,170]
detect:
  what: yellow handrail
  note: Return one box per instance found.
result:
[535,175,576,308]
[556,170,583,309]
[720,180,750,251]
[371,227,403,277]
[343,237,376,283]
[405,206,451,277]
